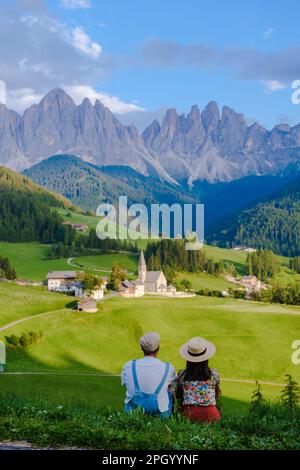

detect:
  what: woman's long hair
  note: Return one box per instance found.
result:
[184,360,212,381]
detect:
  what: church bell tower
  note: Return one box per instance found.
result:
[138,251,147,283]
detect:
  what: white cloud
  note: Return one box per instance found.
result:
[6,88,43,111]
[71,27,102,59]
[262,27,275,40]
[0,8,110,94]
[0,80,6,105]
[0,5,141,115]
[262,80,287,93]
[60,0,91,9]
[65,85,145,114]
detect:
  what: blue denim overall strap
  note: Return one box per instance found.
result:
[154,362,170,395]
[131,360,140,393]
[131,360,170,395]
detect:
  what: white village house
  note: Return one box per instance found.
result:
[46,271,78,293]
[46,271,106,300]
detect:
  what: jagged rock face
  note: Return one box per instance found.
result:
[143,102,300,183]
[1,88,300,183]
[0,88,175,184]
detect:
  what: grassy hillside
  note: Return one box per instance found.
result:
[1,241,299,289]
[0,283,71,327]
[0,166,81,244]
[1,295,299,380]
[0,165,75,210]
[0,243,72,280]
[0,293,299,414]
[24,154,196,212]
[56,208,148,249]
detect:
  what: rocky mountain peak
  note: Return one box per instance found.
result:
[1,88,300,184]
[201,101,220,133]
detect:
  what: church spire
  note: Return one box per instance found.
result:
[138,251,147,283]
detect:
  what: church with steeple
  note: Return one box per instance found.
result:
[119,251,176,298]
[138,250,168,293]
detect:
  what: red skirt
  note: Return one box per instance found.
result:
[181,405,221,423]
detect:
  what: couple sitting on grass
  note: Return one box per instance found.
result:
[121,332,221,423]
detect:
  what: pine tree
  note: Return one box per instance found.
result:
[250,381,266,415]
[280,374,300,410]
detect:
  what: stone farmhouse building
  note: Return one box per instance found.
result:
[46,271,106,300]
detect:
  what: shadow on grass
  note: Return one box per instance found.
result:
[0,348,250,415]
[222,259,247,276]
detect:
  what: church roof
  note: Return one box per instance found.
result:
[121,280,136,288]
[145,271,164,282]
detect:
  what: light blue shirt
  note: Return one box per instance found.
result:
[121,356,177,412]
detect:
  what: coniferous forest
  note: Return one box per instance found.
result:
[0,167,73,243]
[207,177,300,257]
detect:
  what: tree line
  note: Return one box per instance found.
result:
[290,256,300,274]
[247,249,280,281]
[251,283,300,306]
[145,239,225,282]
[0,188,69,244]
[49,229,138,259]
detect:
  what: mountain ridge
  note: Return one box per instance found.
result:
[1,88,300,184]
[206,176,300,256]
[24,154,297,228]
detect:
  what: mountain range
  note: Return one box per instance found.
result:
[1,88,300,184]
[24,154,296,228]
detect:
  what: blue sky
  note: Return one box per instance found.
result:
[0,0,300,130]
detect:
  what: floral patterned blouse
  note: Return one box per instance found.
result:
[181,368,220,406]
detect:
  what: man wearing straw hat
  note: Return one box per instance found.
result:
[176,337,221,423]
[121,332,177,416]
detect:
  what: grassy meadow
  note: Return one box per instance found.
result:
[0,243,139,280]
[74,253,139,274]
[0,240,300,418]
[0,293,299,414]
[0,282,71,327]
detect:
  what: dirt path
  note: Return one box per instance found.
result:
[0,441,34,450]
[67,257,134,275]
[67,257,112,273]
[0,310,64,333]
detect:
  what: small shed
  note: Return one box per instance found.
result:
[77,298,98,313]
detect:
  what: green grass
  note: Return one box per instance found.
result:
[2,295,298,383]
[74,253,139,274]
[1,395,299,449]
[0,374,283,415]
[272,267,300,286]
[0,242,72,281]
[0,293,299,412]
[0,242,139,281]
[0,242,300,419]
[0,283,71,327]
[176,271,234,290]
[57,208,148,249]
[56,208,99,230]
[203,245,248,275]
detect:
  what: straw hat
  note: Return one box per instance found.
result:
[180,337,216,363]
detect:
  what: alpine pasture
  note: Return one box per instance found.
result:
[0,282,299,414]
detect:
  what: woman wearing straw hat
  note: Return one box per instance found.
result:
[176,337,221,423]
